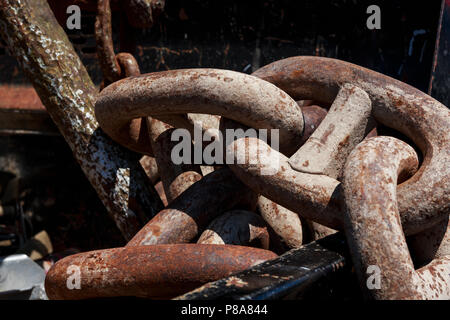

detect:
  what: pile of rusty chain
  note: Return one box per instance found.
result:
[2,0,448,300]
[45,50,450,299]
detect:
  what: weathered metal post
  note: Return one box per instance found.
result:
[0,0,164,240]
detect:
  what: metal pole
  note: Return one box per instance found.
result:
[0,0,163,240]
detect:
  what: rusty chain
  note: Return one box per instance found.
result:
[343,137,449,299]
[44,0,277,300]
[45,55,449,299]
[81,54,450,299]
[226,56,449,236]
[95,0,142,85]
[2,0,448,300]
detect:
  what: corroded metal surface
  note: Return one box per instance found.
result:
[148,117,203,203]
[238,56,450,235]
[227,137,343,230]
[95,69,304,156]
[115,53,141,77]
[95,0,143,86]
[95,0,121,84]
[289,84,375,239]
[257,196,302,249]
[123,0,165,29]
[177,233,352,300]
[198,210,270,249]
[259,104,334,245]
[96,9,203,205]
[226,135,444,237]
[127,168,257,246]
[4,0,447,302]
[139,155,159,184]
[45,244,277,300]
[0,0,163,240]
[289,83,374,179]
[342,136,449,299]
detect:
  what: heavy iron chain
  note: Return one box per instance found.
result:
[44,55,450,299]
[42,0,280,300]
[10,0,444,300]
[343,137,449,299]
[0,0,167,241]
[95,0,141,85]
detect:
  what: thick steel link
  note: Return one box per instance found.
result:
[123,0,165,29]
[227,137,343,229]
[343,137,449,299]
[95,69,305,156]
[45,167,265,300]
[220,103,336,245]
[44,244,277,299]
[116,52,141,78]
[95,0,122,83]
[95,0,145,85]
[289,83,374,179]
[147,118,203,204]
[226,56,450,235]
[126,167,258,246]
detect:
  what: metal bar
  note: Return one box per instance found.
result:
[0,0,163,240]
[176,233,358,300]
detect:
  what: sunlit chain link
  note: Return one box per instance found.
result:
[224,56,450,237]
[343,137,449,300]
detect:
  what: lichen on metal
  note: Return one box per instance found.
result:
[0,0,163,240]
